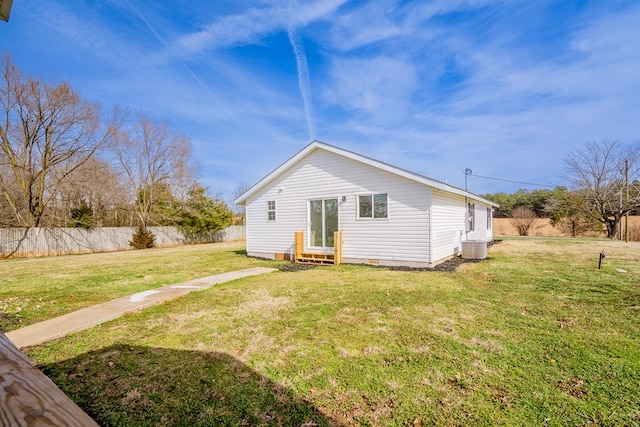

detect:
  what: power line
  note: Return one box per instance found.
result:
[470,173,558,189]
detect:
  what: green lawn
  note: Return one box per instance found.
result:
[0,242,273,332]
[12,239,640,426]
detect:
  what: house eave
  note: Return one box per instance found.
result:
[0,0,14,22]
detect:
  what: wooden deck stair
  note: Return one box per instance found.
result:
[294,230,342,265]
[0,332,99,426]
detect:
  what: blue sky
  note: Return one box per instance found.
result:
[2,0,639,199]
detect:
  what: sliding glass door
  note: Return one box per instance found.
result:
[309,198,338,248]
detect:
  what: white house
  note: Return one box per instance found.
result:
[235,141,498,267]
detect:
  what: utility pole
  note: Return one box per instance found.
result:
[463,168,472,190]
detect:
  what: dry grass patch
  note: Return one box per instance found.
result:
[236,288,292,318]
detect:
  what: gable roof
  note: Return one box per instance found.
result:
[234,140,499,207]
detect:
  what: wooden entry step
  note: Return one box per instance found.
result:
[294,230,342,265]
[297,252,335,265]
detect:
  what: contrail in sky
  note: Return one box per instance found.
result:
[122,0,244,132]
[288,28,317,142]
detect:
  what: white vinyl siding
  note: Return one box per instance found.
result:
[245,149,430,264]
[467,202,493,241]
[431,190,467,262]
[430,192,495,263]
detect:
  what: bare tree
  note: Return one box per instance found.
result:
[52,157,130,227]
[509,206,537,236]
[546,192,603,237]
[229,181,251,225]
[114,111,193,228]
[0,160,21,226]
[563,139,640,239]
[0,55,121,228]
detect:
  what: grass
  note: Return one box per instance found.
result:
[0,242,274,331]
[9,239,640,425]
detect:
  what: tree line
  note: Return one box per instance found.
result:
[0,55,233,249]
[483,139,640,239]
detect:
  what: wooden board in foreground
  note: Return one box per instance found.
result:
[0,332,98,427]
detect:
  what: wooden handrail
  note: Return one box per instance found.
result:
[0,332,98,426]
[294,230,304,261]
[334,230,342,266]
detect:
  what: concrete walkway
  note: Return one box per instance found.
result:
[6,267,277,349]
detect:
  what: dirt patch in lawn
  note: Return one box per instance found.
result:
[0,313,23,332]
[277,263,318,272]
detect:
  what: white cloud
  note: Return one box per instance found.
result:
[171,0,347,55]
[328,0,406,51]
[309,2,640,193]
[323,55,417,116]
[327,0,503,51]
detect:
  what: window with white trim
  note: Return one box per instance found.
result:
[467,202,475,232]
[267,200,276,221]
[358,193,388,219]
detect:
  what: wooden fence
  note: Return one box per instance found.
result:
[0,226,245,258]
[494,217,640,239]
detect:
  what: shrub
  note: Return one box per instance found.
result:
[69,202,95,230]
[175,185,233,242]
[129,226,156,249]
[509,206,537,236]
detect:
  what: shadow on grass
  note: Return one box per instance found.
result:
[39,344,338,426]
[234,249,248,256]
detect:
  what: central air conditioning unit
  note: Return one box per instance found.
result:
[461,240,487,260]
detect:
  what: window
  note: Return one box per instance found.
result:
[467,202,475,232]
[487,207,492,229]
[358,193,388,219]
[267,200,276,221]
